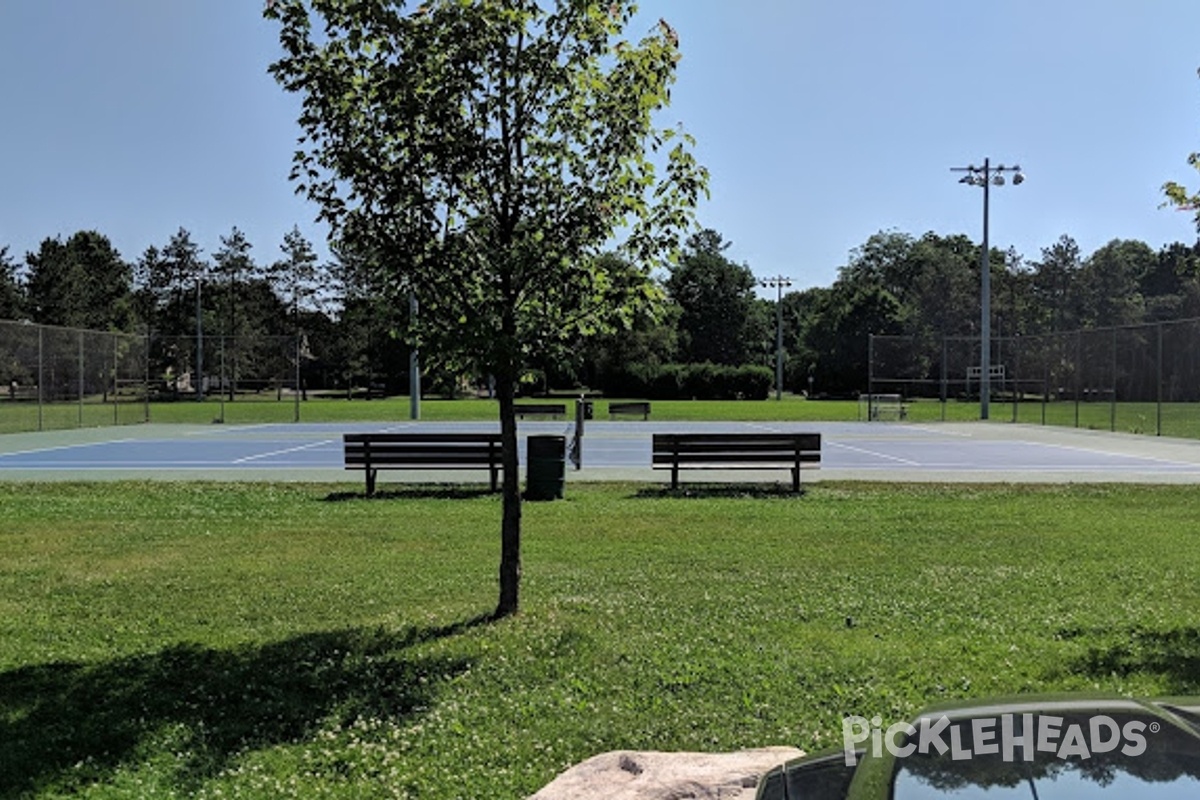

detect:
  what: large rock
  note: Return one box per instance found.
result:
[528,747,803,800]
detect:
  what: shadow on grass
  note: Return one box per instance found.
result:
[631,482,807,500]
[0,615,491,796]
[323,485,499,502]
[1056,626,1200,694]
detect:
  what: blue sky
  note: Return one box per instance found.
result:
[2,1,1199,292]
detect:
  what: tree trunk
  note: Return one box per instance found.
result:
[494,364,522,618]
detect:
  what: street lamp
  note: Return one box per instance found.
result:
[950,158,1024,420]
[759,275,793,401]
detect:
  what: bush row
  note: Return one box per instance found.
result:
[602,362,772,400]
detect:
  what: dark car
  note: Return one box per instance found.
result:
[756,695,1200,799]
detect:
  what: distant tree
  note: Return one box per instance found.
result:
[267,0,705,618]
[1077,239,1154,328]
[579,254,680,391]
[23,231,132,330]
[1029,235,1085,332]
[1141,242,1200,321]
[803,282,906,394]
[212,228,258,337]
[212,228,260,399]
[666,229,759,365]
[268,226,321,330]
[0,246,22,320]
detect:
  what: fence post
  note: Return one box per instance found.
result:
[37,327,44,432]
[1110,327,1116,433]
[144,331,151,423]
[866,334,875,421]
[1156,322,1163,436]
[940,336,947,422]
[294,334,301,423]
[1080,328,1089,429]
[78,329,85,428]
[113,334,119,426]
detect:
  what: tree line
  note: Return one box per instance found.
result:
[2,225,1199,398]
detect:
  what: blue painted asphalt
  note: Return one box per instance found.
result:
[3,421,1200,482]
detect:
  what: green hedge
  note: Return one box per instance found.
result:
[605,362,771,400]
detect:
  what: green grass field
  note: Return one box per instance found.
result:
[8,393,1200,437]
[4,481,1200,798]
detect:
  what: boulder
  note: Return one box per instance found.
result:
[528,746,803,800]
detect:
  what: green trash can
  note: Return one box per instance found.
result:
[525,434,565,501]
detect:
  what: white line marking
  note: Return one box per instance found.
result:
[0,438,136,458]
[233,439,335,464]
[827,440,921,466]
[1012,440,1200,468]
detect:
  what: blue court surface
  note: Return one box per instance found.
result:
[4,421,1200,483]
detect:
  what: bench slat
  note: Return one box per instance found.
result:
[651,432,821,492]
[343,433,503,495]
[653,452,821,465]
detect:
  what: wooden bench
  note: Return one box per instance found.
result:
[343,432,503,496]
[609,401,651,420]
[652,432,821,492]
[514,403,567,419]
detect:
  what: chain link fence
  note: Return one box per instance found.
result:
[0,320,317,433]
[0,320,150,434]
[869,317,1200,437]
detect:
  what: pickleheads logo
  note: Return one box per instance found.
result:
[842,713,1157,767]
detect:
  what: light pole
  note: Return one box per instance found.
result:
[950,158,1024,420]
[759,275,793,401]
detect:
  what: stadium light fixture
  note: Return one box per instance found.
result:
[950,157,1024,420]
[759,275,794,401]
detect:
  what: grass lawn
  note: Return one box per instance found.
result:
[3,481,1200,798]
[10,394,1200,436]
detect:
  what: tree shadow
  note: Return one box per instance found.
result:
[631,482,807,500]
[1055,626,1200,694]
[322,485,499,502]
[0,615,491,796]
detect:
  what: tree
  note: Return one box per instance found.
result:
[269,226,325,330]
[267,0,706,617]
[0,246,22,320]
[1162,67,1200,230]
[23,231,132,330]
[1029,235,1085,333]
[1077,239,1153,328]
[213,228,259,400]
[665,229,759,365]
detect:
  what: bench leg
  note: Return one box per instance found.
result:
[671,463,679,490]
[490,465,498,493]
[366,469,377,497]
[792,466,800,493]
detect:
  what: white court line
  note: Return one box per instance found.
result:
[185,423,280,437]
[233,439,336,464]
[746,423,782,432]
[0,438,136,458]
[1009,439,1200,469]
[827,440,921,466]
